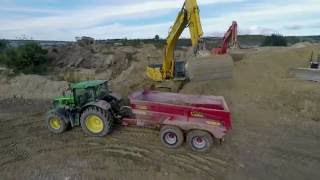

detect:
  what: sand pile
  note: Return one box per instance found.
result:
[47,43,187,83]
[0,75,68,100]
[181,44,320,121]
[0,43,190,100]
[292,42,314,48]
[48,43,140,81]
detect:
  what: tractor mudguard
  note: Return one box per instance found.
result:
[110,93,122,101]
[47,108,70,125]
[82,100,112,111]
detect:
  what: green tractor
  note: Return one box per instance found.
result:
[45,80,129,137]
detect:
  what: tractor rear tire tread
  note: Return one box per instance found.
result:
[80,106,113,137]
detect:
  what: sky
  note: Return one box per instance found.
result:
[0,0,319,41]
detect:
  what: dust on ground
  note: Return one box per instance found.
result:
[0,43,320,180]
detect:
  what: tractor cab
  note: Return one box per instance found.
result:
[53,80,114,108]
[71,80,111,107]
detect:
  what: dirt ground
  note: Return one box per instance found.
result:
[1,43,320,180]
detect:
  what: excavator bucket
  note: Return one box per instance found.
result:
[289,68,320,82]
[289,52,320,82]
[186,54,234,81]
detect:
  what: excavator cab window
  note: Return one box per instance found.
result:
[149,63,162,69]
[174,61,186,79]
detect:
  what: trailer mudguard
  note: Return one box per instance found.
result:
[162,119,227,139]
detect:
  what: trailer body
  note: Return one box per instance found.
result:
[123,90,231,139]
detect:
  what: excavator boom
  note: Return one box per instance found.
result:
[213,21,238,55]
[146,0,234,83]
[147,0,203,81]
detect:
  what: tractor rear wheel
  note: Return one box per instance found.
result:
[46,113,68,134]
[186,130,213,152]
[160,125,184,148]
[80,107,112,137]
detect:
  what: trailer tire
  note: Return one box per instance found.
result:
[187,130,213,152]
[81,106,113,137]
[160,125,184,148]
[46,113,68,134]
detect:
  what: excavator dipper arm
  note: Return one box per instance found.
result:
[147,0,203,81]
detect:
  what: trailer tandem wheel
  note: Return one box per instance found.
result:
[160,125,184,148]
[187,130,213,152]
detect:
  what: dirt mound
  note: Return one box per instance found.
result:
[0,75,68,100]
[292,42,314,48]
[47,43,183,84]
[109,44,162,97]
[48,44,140,81]
[181,44,320,121]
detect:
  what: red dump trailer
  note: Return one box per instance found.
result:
[122,90,232,152]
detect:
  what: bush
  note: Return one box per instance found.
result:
[262,34,287,46]
[0,40,8,52]
[154,35,160,40]
[0,42,49,74]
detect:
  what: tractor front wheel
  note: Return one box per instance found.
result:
[80,107,112,137]
[46,113,68,134]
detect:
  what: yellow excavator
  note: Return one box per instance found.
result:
[146,0,233,83]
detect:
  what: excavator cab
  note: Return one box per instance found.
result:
[147,61,186,81]
[174,61,187,79]
[146,63,163,81]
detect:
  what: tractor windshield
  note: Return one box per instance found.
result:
[75,88,95,106]
[96,83,109,99]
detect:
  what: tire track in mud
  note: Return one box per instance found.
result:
[159,150,229,178]
[270,146,320,164]
[113,127,160,140]
[0,112,44,134]
[0,136,11,142]
[82,143,151,162]
[0,109,229,179]
[0,120,43,130]
[232,126,320,165]
[64,126,230,179]
[0,112,50,168]
[0,143,31,167]
[0,109,230,179]
[81,143,221,178]
[117,128,229,177]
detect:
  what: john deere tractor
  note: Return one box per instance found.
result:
[45,80,128,137]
